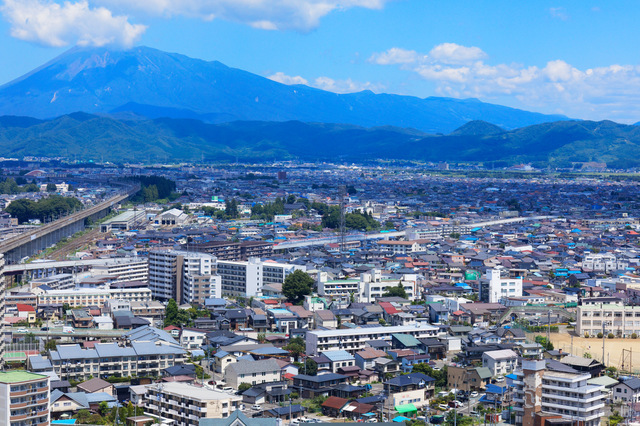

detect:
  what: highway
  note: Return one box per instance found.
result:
[12,326,127,338]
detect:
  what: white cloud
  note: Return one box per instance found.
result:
[0,0,146,47]
[428,42,487,65]
[549,6,569,20]
[268,72,308,85]
[268,71,383,94]
[368,47,424,65]
[96,0,390,32]
[370,43,640,122]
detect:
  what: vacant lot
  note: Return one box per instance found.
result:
[533,331,640,372]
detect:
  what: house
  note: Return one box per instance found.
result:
[428,303,449,323]
[16,303,37,324]
[180,328,208,350]
[240,381,292,405]
[355,348,388,370]
[560,355,605,378]
[321,396,349,418]
[447,365,493,391]
[314,310,337,328]
[292,373,349,398]
[77,377,114,395]
[613,378,640,402]
[224,359,281,389]
[213,350,237,373]
[482,349,519,377]
[384,372,435,408]
[322,350,356,373]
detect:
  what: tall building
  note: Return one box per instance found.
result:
[148,251,220,304]
[479,269,522,304]
[216,258,304,297]
[187,241,273,261]
[0,371,50,426]
[513,360,605,426]
[576,303,640,338]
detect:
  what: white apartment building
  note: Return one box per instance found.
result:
[359,269,417,302]
[513,360,606,426]
[145,382,242,424]
[0,255,5,366]
[216,258,304,297]
[91,257,149,283]
[582,253,628,273]
[479,269,522,304]
[376,240,421,254]
[35,287,152,307]
[306,324,439,356]
[317,270,417,302]
[482,349,518,376]
[31,273,75,290]
[576,303,640,338]
[0,371,50,426]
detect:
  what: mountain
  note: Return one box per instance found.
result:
[0,113,639,167]
[450,120,504,136]
[0,46,567,133]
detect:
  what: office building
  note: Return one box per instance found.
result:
[91,257,149,283]
[576,303,640,338]
[0,371,50,426]
[216,258,304,297]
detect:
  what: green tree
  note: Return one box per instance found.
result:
[382,282,408,299]
[238,383,252,393]
[46,183,57,192]
[284,337,305,361]
[164,299,179,327]
[44,339,57,352]
[305,358,318,376]
[282,270,314,304]
[412,363,447,388]
[534,335,554,351]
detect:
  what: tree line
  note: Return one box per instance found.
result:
[6,195,83,224]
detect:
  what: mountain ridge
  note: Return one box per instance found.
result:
[0,45,568,133]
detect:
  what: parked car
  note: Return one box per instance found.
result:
[470,391,479,398]
[16,328,27,333]
[251,404,261,411]
[495,376,505,383]
[438,404,449,411]
[448,400,463,408]
[470,410,479,416]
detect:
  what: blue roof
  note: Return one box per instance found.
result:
[486,383,509,395]
[322,350,354,362]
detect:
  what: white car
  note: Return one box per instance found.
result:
[16,328,27,333]
[251,405,261,411]
[470,391,479,398]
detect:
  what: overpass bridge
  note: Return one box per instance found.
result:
[498,305,575,325]
[1,186,139,264]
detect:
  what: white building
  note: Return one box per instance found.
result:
[479,269,522,304]
[582,253,627,273]
[513,360,605,426]
[317,269,418,302]
[223,359,281,389]
[216,258,304,297]
[306,323,439,356]
[0,371,49,426]
[148,250,219,304]
[576,303,640,338]
[145,382,242,424]
[91,257,149,283]
[482,349,518,377]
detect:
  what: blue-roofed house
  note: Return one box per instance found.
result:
[322,350,356,373]
[292,373,349,398]
[213,350,237,373]
[383,372,435,408]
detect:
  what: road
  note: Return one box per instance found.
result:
[11,326,126,338]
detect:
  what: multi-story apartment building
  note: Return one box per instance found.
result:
[317,269,417,302]
[148,251,219,303]
[34,287,152,307]
[306,324,439,356]
[188,241,273,261]
[582,253,628,273]
[513,360,606,426]
[0,371,50,426]
[31,273,75,290]
[576,303,640,338]
[479,269,523,304]
[91,257,149,283]
[216,258,304,297]
[145,382,242,424]
[49,342,186,382]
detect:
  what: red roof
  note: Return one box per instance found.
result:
[16,304,35,312]
[379,302,399,315]
[164,325,181,331]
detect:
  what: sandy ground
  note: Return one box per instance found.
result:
[533,331,640,372]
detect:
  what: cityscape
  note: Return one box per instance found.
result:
[3,1,640,426]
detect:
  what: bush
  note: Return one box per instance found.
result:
[584,333,590,338]
[597,332,603,338]
[608,333,615,339]
[632,333,638,339]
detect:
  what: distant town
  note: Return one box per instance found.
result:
[0,158,637,426]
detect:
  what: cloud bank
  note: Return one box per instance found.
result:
[268,71,383,94]
[1,0,145,47]
[369,43,640,122]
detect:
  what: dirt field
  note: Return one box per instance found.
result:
[533,331,640,372]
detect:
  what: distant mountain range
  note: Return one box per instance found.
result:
[0,46,567,133]
[0,113,639,168]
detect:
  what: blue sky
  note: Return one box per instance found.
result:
[1,0,640,122]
